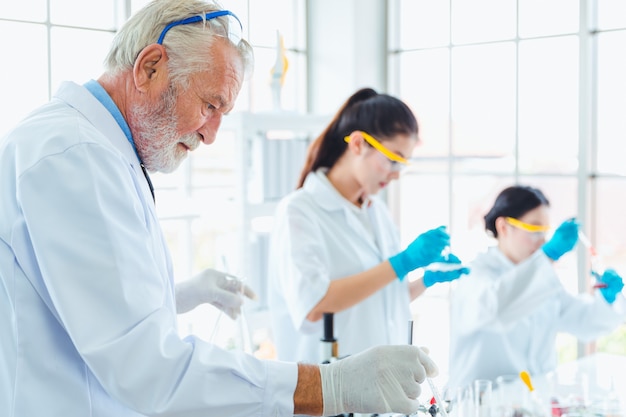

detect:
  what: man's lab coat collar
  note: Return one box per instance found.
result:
[54,81,155,207]
[54,81,140,167]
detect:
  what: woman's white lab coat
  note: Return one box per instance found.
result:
[267,170,411,363]
[0,82,296,417]
[448,246,626,390]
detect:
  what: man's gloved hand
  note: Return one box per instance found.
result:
[594,268,624,304]
[175,269,257,319]
[389,226,450,280]
[319,345,438,416]
[423,253,470,287]
[542,218,580,261]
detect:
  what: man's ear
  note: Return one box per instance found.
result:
[133,44,168,92]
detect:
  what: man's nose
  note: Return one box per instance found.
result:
[199,113,223,145]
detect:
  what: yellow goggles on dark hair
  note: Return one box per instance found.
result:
[505,217,550,233]
[344,131,409,164]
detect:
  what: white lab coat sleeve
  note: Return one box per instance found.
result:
[556,289,626,342]
[453,250,561,334]
[272,199,331,333]
[17,143,297,416]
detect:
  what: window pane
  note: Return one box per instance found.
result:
[399,49,450,158]
[596,324,626,356]
[0,0,46,21]
[451,175,517,261]
[0,21,48,134]
[451,0,516,44]
[595,179,626,270]
[399,173,450,244]
[451,43,516,164]
[398,0,450,49]
[597,0,626,30]
[50,27,115,89]
[518,36,579,174]
[519,0,579,38]
[597,31,626,175]
[50,0,117,29]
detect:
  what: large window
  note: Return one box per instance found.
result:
[0,0,120,133]
[389,0,626,378]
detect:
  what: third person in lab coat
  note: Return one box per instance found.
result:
[267,88,469,363]
[447,185,626,390]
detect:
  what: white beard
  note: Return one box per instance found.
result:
[129,84,198,173]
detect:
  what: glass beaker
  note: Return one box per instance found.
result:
[473,379,493,417]
[547,370,589,417]
[495,374,530,417]
[449,384,474,417]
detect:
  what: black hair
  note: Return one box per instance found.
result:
[297,88,418,188]
[484,185,550,237]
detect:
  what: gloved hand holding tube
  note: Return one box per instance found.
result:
[423,253,470,287]
[175,269,257,319]
[593,268,624,304]
[319,345,438,415]
[542,218,580,261]
[389,226,451,281]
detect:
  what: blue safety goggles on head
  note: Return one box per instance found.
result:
[156,10,243,45]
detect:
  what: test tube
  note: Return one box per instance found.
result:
[424,246,468,273]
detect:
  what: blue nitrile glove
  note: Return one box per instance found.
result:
[423,253,471,287]
[541,218,580,261]
[389,226,450,281]
[594,268,624,304]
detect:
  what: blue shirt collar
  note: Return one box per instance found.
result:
[83,79,137,158]
[83,79,154,202]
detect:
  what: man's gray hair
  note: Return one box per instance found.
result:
[104,0,253,86]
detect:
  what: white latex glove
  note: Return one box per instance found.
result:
[175,269,257,319]
[319,345,438,416]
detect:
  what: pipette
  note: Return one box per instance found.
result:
[408,320,449,417]
[578,230,607,288]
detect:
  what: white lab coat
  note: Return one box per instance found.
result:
[448,246,626,390]
[267,170,411,363]
[0,81,296,417]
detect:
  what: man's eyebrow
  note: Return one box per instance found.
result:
[205,93,229,110]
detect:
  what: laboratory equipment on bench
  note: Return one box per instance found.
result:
[320,312,339,364]
[320,313,354,417]
[408,320,450,417]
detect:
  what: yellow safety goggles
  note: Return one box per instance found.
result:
[344,131,409,165]
[505,217,550,233]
